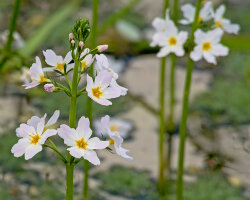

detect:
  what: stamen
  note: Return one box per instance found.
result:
[76,138,88,150]
[92,86,103,99]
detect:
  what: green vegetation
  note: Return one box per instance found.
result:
[95,165,246,200]
[191,53,250,126]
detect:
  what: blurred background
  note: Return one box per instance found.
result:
[1,0,250,199]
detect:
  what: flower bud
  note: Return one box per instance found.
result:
[97,45,108,53]
[69,33,74,40]
[79,41,84,48]
[44,84,55,93]
[71,40,75,45]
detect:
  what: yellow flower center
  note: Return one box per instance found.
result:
[30,134,41,145]
[81,61,87,71]
[92,86,103,99]
[202,42,212,51]
[40,76,48,83]
[76,138,88,150]
[56,62,65,71]
[198,16,203,23]
[109,138,115,145]
[110,124,119,132]
[215,21,222,28]
[168,37,177,46]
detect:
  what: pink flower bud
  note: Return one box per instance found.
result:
[79,41,84,48]
[69,33,74,40]
[97,44,108,52]
[71,40,75,45]
[44,84,55,93]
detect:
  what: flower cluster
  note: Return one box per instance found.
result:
[12,18,132,166]
[151,1,240,64]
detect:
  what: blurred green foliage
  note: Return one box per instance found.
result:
[191,53,250,126]
[95,166,246,200]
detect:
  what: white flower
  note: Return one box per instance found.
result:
[11,118,57,160]
[86,70,120,106]
[154,21,188,57]
[190,28,229,64]
[23,56,50,89]
[150,9,171,47]
[213,5,240,34]
[99,115,133,160]
[17,110,60,137]
[57,117,109,165]
[94,117,132,139]
[43,49,72,73]
[179,2,213,25]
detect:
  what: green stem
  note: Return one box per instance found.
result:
[66,50,80,200]
[166,0,179,175]
[157,0,169,193]
[83,1,99,200]
[5,0,22,51]
[66,163,75,200]
[176,1,202,200]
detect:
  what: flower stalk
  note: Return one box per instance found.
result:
[166,0,179,175]
[176,0,202,199]
[157,0,169,193]
[83,1,99,200]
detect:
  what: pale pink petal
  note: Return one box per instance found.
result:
[58,125,78,146]
[43,49,62,67]
[64,51,72,64]
[68,147,84,158]
[95,70,112,88]
[87,137,109,149]
[103,87,120,99]
[39,129,57,144]
[24,81,40,89]
[17,124,35,138]
[11,138,29,157]
[25,144,42,160]
[46,110,60,127]
[76,117,92,140]
[84,150,100,165]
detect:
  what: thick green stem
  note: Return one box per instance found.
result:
[176,1,202,200]
[157,0,169,193]
[66,164,75,200]
[83,1,99,200]
[66,50,80,200]
[5,0,22,51]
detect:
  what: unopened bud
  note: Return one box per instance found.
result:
[69,33,74,40]
[79,41,84,48]
[97,44,108,52]
[71,40,75,45]
[44,84,55,93]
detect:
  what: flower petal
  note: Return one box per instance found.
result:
[25,144,42,160]
[87,137,109,149]
[68,146,84,158]
[43,49,63,67]
[40,129,57,144]
[76,117,92,141]
[84,150,100,165]
[11,138,29,157]
[58,124,78,146]
[46,110,60,127]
